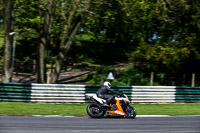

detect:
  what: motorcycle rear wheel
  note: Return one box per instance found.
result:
[125,105,136,119]
[86,103,105,118]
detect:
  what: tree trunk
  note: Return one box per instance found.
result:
[2,0,14,82]
[48,0,92,84]
[36,0,57,83]
[48,19,82,83]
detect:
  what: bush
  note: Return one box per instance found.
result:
[89,65,154,86]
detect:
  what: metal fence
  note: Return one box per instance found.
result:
[0,82,200,103]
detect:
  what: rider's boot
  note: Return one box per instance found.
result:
[102,103,110,107]
[102,101,110,107]
[103,96,114,108]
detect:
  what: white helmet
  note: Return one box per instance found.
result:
[103,81,111,88]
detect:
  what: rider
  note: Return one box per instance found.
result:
[96,81,119,107]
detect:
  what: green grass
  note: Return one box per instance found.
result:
[0,102,200,116]
[0,102,88,116]
[76,34,94,41]
[133,103,200,116]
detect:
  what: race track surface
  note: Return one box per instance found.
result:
[0,116,200,133]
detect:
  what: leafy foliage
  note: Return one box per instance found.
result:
[1,0,200,84]
[89,65,151,86]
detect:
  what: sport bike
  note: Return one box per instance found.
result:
[85,91,136,118]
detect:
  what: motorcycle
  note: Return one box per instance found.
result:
[85,91,136,118]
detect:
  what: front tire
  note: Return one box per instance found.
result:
[86,103,105,118]
[125,105,136,119]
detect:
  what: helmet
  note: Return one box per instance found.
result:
[103,81,111,88]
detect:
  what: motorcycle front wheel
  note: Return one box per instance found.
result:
[86,103,105,118]
[125,105,136,119]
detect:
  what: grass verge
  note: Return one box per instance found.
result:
[0,102,200,116]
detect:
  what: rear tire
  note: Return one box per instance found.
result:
[86,103,105,118]
[125,105,136,119]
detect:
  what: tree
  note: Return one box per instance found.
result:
[2,0,14,82]
[116,0,194,72]
[36,0,58,83]
[12,0,92,83]
[48,0,92,83]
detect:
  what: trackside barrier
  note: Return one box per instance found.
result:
[0,82,200,103]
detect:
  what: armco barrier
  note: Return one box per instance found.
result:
[0,82,200,103]
[131,86,200,103]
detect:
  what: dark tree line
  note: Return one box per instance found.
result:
[1,0,200,84]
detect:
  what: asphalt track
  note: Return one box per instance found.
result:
[0,116,200,133]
